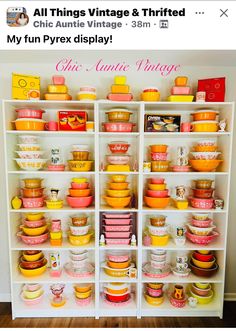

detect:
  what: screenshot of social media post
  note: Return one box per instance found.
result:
[0,1,236,329]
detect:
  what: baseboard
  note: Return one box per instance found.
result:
[224,293,236,301]
[0,293,11,302]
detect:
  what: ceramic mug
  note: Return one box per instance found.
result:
[51,219,61,232]
[180,122,192,132]
[176,255,188,263]
[176,262,188,271]
[45,121,58,131]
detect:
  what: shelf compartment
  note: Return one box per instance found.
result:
[99,293,137,317]
[10,206,96,213]
[7,131,95,137]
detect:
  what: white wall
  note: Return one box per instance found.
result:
[0,50,236,299]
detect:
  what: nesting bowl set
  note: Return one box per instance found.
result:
[144,178,170,209]
[191,110,219,132]
[68,215,93,246]
[189,179,215,210]
[190,250,218,278]
[102,251,134,278]
[74,283,93,305]
[147,215,169,246]
[21,179,45,208]
[15,136,47,171]
[189,282,214,304]
[103,175,131,209]
[19,250,47,277]
[103,108,135,132]
[104,283,131,304]
[67,178,93,209]
[142,250,171,278]
[13,108,46,131]
[149,145,170,172]
[20,283,44,305]
[68,145,93,172]
[144,283,164,306]
[106,141,131,172]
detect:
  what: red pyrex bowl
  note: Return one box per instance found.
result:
[108,142,130,154]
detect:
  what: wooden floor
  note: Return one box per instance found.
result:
[1,302,236,328]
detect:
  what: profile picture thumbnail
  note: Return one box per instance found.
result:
[7,7,29,27]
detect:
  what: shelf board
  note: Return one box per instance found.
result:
[4,99,95,108]
[6,130,95,136]
[99,269,137,283]
[143,172,229,176]
[99,294,137,317]
[144,132,230,137]
[141,270,223,283]
[99,205,138,212]
[99,171,139,175]
[13,294,95,318]
[13,267,95,284]
[11,238,95,251]
[141,294,221,317]
[99,245,137,250]
[8,171,96,175]
[10,206,95,213]
[142,238,225,250]
[142,206,227,213]
[99,132,139,136]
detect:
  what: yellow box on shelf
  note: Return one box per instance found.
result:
[12,73,40,100]
[106,164,130,172]
[111,85,130,94]
[47,84,68,94]
[167,95,194,102]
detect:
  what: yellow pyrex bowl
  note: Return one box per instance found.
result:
[23,251,43,262]
[150,234,169,246]
[111,175,127,183]
[106,189,130,198]
[22,287,43,299]
[68,232,93,246]
[74,284,92,293]
[144,293,164,306]
[71,178,88,183]
[189,289,213,304]
[68,161,93,172]
[103,264,134,278]
[74,289,92,299]
[173,199,189,210]
[50,232,62,240]
[26,213,44,221]
[195,282,210,289]
[21,224,47,236]
[103,196,131,208]
[191,121,219,132]
[45,200,63,209]
[19,260,47,277]
[141,91,160,102]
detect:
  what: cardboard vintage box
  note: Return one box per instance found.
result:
[58,111,87,131]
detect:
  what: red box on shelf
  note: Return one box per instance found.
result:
[58,111,87,131]
[197,77,226,102]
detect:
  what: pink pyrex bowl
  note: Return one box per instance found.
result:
[20,292,44,305]
[150,178,165,184]
[146,287,163,297]
[23,218,46,228]
[189,197,214,209]
[103,218,132,225]
[16,108,45,119]
[186,230,219,245]
[67,195,93,208]
[146,189,169,198]
[102,122,135,133]
[191,218,213,228]
[22,197,44,208]
[71,182,89,189]
[17,231,49,245]
[151,152,168,161]
[107,252,130,262]
[106,155,130,165]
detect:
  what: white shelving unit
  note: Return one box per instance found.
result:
[2,99,234,319]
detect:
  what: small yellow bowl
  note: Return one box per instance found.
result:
[173,199,189,210]
[192,256,216,269]
[50,231,62,240]
[21,224,47,236]
[19,260,47,277]
[23,251,43,262]
[141,91,160,102]
[74,284,92,293]
[68,232,93,246]
[45,200,63,209]
[26,213,44,221]
[147,283,163,290]
[74,289,92,299]
[111,175,127,183]
[198,250,210,255]
[145,293,164,306]
[106,189,130,198]
[150,234,169,246]
[189,289,213,304]
[72,178,88,183]
[195,282,210,289]
[148,183,166,191]
[77,93,96,101]
[22,288,43,299]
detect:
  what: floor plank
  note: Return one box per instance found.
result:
[0,302,236,328]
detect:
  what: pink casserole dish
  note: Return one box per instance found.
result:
[22,197,44,208]
[105,238,131,245]
[103,122,135,133]
[17,231,49,245]
[171,86,191,95]
[191,218,213,228]
[107,252,130,262]
[103,213,131,219]
[103,218,132,225]
[105,232,131,239]
[107,93,133,101]
[16,108,45,119]
[104,225,132,232]
[151,153,168,161]
[186,230,219,245]
[189,197,214,209]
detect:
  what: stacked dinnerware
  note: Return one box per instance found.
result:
[189,282,214,304]
[142,250,170,278]
[14,109,46,131]
[106,141,131,172]
[104,283,131,305]
[68,144,93,172]
[144,283,164,306]
[103,108,135,133]
[167,76,194,102]
[107,76,133,101]
[74,283,93,305]
[44,75,72,100]
[102,251,135,278]
[20,283,44,305]
[67,177,93,209]
[147,215,169,246]
[21,178,45,208]
[103,175,131,209]
[189,179,215,210]
[77,86,96,101]
[64,250,95,277]
[144,177,170,209]
[19,250,47,277]
[189,250,218,278]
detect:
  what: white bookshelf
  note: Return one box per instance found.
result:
[2,100,234,319]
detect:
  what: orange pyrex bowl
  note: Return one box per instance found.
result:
[144,196,170,209]
[191,110,218,121]
[13,119,46,131]
[189,159,222,172]
[150,145,168,153]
